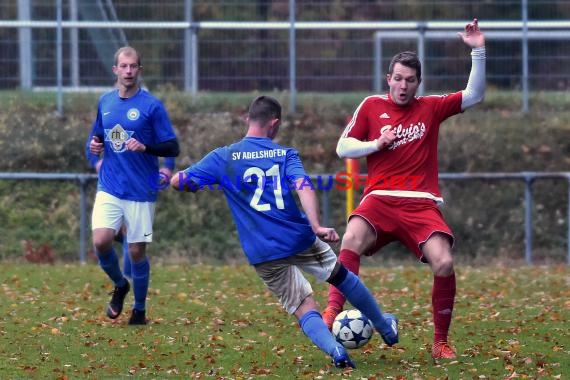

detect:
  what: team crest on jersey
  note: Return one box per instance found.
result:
[127,108,140,121]
[105,124,134,153]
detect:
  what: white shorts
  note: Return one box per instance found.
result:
[254,238,338,315]
[91,191,156,243]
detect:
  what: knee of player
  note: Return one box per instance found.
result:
[342,229,364,248]
[341,217,375,251]
[128,245,146,262]
[92,231,114,252]
[432,254,454,276]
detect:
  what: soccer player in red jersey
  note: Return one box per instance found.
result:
[322,19,486,360]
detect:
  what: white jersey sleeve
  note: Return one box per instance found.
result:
[461,46,486,110]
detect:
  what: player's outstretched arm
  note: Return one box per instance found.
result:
[295,179,340,243]
[336,137,379,159]
[459,18,486,110]
[337,128,396,158]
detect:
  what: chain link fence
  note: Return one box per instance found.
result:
[1,0,570,96]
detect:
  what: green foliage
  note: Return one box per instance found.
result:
[0,181,87,261]
[0,91,96,172]
[1,91,570,263]
[0,264,568,378]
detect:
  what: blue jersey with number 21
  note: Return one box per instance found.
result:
[183,137,316,265]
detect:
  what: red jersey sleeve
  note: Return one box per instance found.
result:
[341,95,379,140]
[427,91,463,123]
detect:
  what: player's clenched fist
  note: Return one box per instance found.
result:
[376,126,396,151]
[125,138,146,152]
[315,227,340,243]
[90,136,103,155]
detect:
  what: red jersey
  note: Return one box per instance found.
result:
[342,92,462,201]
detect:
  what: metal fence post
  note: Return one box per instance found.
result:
[69,0,79,88]
[522,0,529,113]
[417,23,426,96]
[79,176,88,264]
[17,0,32,89]
[288,0,296,114]
[567,176,570,265]
[523,174,534,264]
[56,0,63,115]
[373,33,382,93]
[184,0,198,94]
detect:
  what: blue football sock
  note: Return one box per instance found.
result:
[131,257,150,311]
[122,240,132,279]
[299,310,343,356]
[333,267,390,332]
[96,248,127,287]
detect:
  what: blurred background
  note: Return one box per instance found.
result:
[1,0,570,97]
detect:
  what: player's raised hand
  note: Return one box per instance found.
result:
[90,136,104,155]
[458,18,485,48]
[315,227,340,243]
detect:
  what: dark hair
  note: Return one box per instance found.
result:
[388,51,421,81]
[248,95,281,123]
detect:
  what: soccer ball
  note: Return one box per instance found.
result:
[332,309,374,349]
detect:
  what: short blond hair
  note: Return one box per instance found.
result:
[113,46,141,67]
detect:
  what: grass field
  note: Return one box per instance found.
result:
[1,264,569,379]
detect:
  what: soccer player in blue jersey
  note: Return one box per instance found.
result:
[86,155,176,281]
[171,95,398,369]
[87,46,179,325]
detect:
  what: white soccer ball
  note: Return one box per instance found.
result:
[332,309,374,349]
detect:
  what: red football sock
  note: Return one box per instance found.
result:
[432,273,456,343]
[327,249,361,310]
